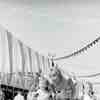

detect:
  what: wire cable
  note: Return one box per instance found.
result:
[54,36,100,61]
[77,73,100,78]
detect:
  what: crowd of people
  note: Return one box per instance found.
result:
[0,66,99,100]
[26,66,98,100]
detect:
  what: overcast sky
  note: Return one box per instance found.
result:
[0,0,100,80]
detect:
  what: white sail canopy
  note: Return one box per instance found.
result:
[0,27,50,89]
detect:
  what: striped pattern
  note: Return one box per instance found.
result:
[0,28,50,90]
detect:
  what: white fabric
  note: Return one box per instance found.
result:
[13,93,24,100]
[37,89,51,100]
[27,92,33,100]
[73,81,84,99]
[93,94,99,100]
[27,92,37,100]
[83,93,93,100]
[56,89,72,100]
[0,28,50,89]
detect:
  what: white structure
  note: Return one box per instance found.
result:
[0,26,50,89]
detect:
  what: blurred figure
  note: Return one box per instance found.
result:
[36,76,53,100]
[48,66,74,100]
[0,87,5,100]
[27,91,38,100]
[27,84,39,100]
[83,92,93,100]
[27,72,40,100]
[81,81,93,100]
[48,66,74,90]
[73,80,84,100]
[0,91,5,100]
[56,89,73,100]
[31,72,40,91]
[13,90,24,100]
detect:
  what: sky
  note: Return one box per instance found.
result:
[0,0,100,85]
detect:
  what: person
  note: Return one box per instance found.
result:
[27,85,39,100]
[0,87,5,100]
[31,72,40,91]
[36,76,53,100]
[56,89,73,100]
[48,66,74,91]
[81,81,93,100]
[83,93,93,100]
[27,72,41,100]
[73,80,84,100]
[48,66,74,100]
[27,91,38,100]
[13,90,24,100]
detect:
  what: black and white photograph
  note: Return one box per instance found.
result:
[0,0,100,100]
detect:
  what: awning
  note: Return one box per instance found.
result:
[0,27,51,89]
